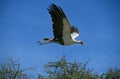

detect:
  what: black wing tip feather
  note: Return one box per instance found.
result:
[47,4,56,10]
[47,4,66,18]
[47,4,59,10]
[71,26,79,33]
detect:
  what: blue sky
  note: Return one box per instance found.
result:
[0,0,120,77]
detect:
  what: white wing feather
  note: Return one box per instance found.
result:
[71,32,79,40]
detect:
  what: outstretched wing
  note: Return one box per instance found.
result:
[48,4,71,44]
[71,26,79,40]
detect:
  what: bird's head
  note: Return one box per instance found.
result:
[79,40,83,45]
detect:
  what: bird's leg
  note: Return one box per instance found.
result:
[37,38,53,45]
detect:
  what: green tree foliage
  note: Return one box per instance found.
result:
[38,56,120,79]
[0,56,120,79]
[44,56,99,79]
[101,68,120,79]
[0,57,34,79]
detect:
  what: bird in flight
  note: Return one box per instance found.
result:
[38,4,83,46]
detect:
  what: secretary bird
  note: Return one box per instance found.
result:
[38,4,83,46]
